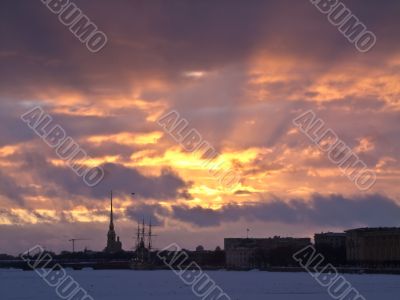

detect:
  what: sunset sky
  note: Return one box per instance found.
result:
[1,0,400,254]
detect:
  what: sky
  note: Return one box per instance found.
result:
[0,0,399,254]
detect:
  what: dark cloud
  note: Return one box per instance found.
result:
[1,0,399,99]
[173,205,223,227]
[8,149,192,207]
[172,194,400,228]
[0,170,30,206]
[93,163,192,201]
[125,203,168,226]
[0,0,399,153]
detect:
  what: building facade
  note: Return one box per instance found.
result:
[224,237,311,269]
[346,228,400,264]
[315,232,346,249]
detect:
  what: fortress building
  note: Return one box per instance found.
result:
[104,191,123,253]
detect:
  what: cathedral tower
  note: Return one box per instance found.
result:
[104,191,122,253]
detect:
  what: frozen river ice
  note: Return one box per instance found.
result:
[1,269,400,299]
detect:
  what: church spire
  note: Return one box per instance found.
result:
[109,190,114,230]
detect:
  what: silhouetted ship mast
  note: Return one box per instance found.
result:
[133,218,156,264]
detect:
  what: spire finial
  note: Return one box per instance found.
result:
[109,190,114,230]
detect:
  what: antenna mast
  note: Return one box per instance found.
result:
[148,219,152,250]
[142,218,145,245]
[136,221,140,249]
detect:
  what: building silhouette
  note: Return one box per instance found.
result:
[104,191,123,253]
[225,236,311,269]
[346,227,400,264]
[314,232,347,265]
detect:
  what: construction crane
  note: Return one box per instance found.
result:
[68,238,91,253]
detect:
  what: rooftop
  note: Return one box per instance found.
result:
[315,232,346,237]
[345,227,400,233]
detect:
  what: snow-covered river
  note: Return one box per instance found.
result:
[1,269,399,299]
